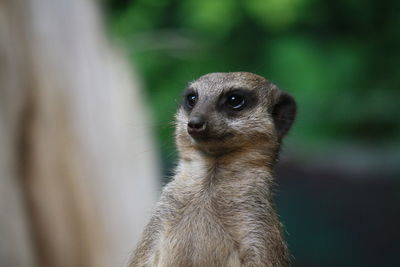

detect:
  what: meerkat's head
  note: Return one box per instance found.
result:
[175,72,296,156]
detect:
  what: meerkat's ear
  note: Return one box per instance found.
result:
[271,91,297,139]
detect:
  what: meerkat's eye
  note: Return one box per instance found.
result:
[226,94,245,110]
[186,94,198,109]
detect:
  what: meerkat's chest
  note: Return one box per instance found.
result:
[154,200,241,267]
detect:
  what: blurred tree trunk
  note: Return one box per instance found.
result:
[0,0,159,267]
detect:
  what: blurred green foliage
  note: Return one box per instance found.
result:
[104,0,400,156]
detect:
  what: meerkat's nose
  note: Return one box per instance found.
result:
[187,116,206,136]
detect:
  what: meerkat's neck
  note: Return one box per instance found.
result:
[176,142,280,190]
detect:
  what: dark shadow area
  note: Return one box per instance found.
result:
[276,152,400,266]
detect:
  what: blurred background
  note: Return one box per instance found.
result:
[103,0,400,266]
[0,0,399,266]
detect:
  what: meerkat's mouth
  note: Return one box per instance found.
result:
[189,132,234,143]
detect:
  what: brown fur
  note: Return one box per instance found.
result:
[130,72,296,266]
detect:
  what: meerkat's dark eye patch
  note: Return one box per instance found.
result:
[218,89,257,114]
[182,88,198,111]
[187,94,197,108]
[226,94,245,110]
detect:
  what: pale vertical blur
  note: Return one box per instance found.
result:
[0,0,159,266]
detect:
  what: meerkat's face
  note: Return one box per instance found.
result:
[175,72,296,155]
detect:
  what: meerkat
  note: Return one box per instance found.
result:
[130,72,296,267]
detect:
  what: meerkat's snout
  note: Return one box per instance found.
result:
[187,115,207,138]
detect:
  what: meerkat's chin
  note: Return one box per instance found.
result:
[187,134,241,156]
